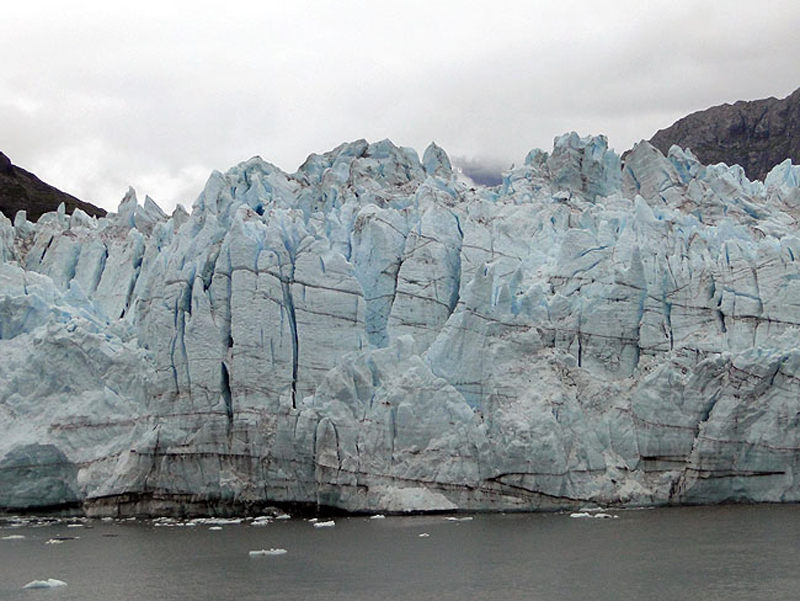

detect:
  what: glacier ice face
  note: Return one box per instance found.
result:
[3,135,800,515]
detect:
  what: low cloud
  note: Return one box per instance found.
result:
[1,1,799,213]
[452,157,507,187]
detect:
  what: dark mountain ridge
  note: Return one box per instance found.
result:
[649,87,800,182]
[0,151,106,222]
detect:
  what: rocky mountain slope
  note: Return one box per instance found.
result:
[2,135,800,516]
[0,151,106,222]
[650,87,800,182]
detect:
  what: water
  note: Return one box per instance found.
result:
[2,505,799,600]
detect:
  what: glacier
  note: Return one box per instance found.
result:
[2,133,800,516]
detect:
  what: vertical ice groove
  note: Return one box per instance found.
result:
[448,212,464,314]
[177,296,191,393]
[280,253,299,409]
[91,245,109,295]
[220,361,233,427]
[664,300,674,350]
[120,245,145,319]
[36,235,54,268]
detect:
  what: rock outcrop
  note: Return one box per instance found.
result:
[2,134,800,516]
[0,152,106,222]
[650,87,800,182]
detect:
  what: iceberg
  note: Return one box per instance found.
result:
[313,520,335,528]
[2,135,800,516]
[249,548,287,556]
[23,579,67,589]
[44,535,78,543]
[570,512,618,519]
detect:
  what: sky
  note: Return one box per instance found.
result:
[2,1,800,213]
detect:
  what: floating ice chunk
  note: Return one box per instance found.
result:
[418,533,430,537]
[274,514,291,520]
[2,535,25,540]
[313,520,335,528]
[444,517,473,522]
[570,512,618,519]
[45,538,66,544]
[307,518,318,523]
[369,514,386,520]
[197,518,242,526]
[249,548,287,557]
[23,579,67,589]
[209,526,223,531]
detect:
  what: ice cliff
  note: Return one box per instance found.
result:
[3,134,800,515]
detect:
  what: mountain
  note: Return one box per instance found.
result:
[649,87,800,182]
[0,151,106,222]
[2,135,800,516]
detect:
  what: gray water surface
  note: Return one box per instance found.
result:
[1,505,799,600]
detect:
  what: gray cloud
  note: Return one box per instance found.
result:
[452,157,507,187]
[2,1,799,213]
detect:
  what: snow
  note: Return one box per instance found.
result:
[2,135,800,515]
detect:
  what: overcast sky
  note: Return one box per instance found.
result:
[2,1,800,213]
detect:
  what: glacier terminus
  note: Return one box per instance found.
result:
[2,134,800,516]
